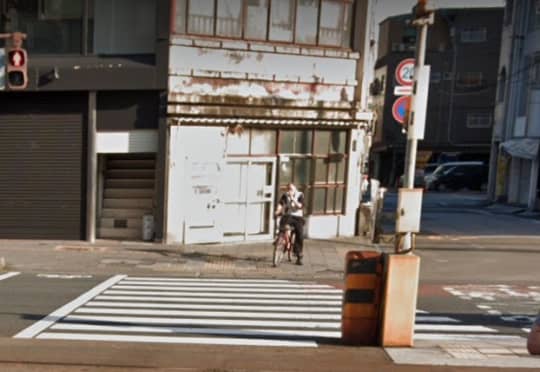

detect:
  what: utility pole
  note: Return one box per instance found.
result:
[395,0,434,253]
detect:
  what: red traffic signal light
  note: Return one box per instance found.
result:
[6,47,28,90]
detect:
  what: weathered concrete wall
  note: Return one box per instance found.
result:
[168,37,360,119]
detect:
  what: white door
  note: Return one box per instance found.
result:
[184,160,224,244]
[222,157,276,242]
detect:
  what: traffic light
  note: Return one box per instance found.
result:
[6,47,28,90]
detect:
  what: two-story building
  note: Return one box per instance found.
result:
[164,0,373,244]
[0,0,169,241]
[488,0,540,211]
[370,8,503,187]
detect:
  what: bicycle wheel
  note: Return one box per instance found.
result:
[273,236,286,267]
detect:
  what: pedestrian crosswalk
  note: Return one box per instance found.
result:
[15,276,344,347]
[14,275,527,347]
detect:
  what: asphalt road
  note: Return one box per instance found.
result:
[0,191,537,370]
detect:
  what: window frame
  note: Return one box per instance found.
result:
[466,113,493,129]
[172,0,355,50]
[460,27,487,43]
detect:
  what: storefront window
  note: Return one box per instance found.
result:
[278,128,348,215]
[1,0,83,54]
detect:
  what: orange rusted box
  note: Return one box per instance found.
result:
[341,251,384,345]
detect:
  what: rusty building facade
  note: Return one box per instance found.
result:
[164,0,374,244]
[0,0,169,241]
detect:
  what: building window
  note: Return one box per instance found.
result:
[217,0,243,38]
[245,0,269,40]
[456,72,484,88]
[0,0,84,54]
[504,0,513,25]
[532,0,540,30]
[173,0,354,49]
[466,113,492,129]
[319,0,352,47]
[460,27,487,43]
[498,68,506,103]
[93,0,157,55]
[295,0,319,45]
[278,129,348,215]
[187,0,215,35]
[269,0,294,42]
[531,55,540,86]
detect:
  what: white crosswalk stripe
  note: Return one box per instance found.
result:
[414,311,526,342]
[15,275,345,348]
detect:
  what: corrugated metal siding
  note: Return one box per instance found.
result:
[0,114,85,239]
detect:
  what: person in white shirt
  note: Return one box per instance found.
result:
[275,183,305,265]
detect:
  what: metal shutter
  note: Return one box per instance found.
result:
[0,109,85,239]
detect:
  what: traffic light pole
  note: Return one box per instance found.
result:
[395,7,433,253]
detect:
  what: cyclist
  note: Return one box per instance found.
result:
[275,183,305,265]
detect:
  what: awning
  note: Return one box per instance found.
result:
[500,138,540,160]
[170,116,370,129]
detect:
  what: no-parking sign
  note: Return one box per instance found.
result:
[395,58,415,87]
[392,96,411,125]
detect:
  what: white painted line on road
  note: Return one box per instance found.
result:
[112,285,342,294]
[121,281,334,289]
[0,272,20,281]
[50,323,342,339]
[86,301,342,313]
[416,309,428,314]
[37,274,93,279]
[75,307,342,320]
[14,275,126,339]
[95,295,342,306]
[415,324,497,333]
[64,314,342,329]
[127,277,292,283]
[523,328,531,333]
[414,333,524,341]
[415,316,461,323]
[103,290,343,300]
[487,310,503,316]
[37,332,318,348]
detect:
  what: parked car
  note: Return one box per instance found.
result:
[425,162,488,191]
[423,163,438,178]
[398,169,426,188]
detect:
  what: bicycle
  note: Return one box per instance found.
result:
[272,216,295,267]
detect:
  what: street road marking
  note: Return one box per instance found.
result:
[85,301,342,313]
[14,275,126,339]
[414,324,497,333]
[75,307,342,320]
[0,272,20,281]
[523,328,531,333]
[64,314,341,329]
[112,285,342,294]
[37,332,318,347]
[16,276,343,348]
[37,274,93,279]
[415,316,460,323]
[414,334,524,341]
[103,290,343,300]
[127,277,292,283]
[95,295,342,306]
[121,281,333,288]
[50,323,342,339]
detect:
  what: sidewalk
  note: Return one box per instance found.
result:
[0,237,373,280]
